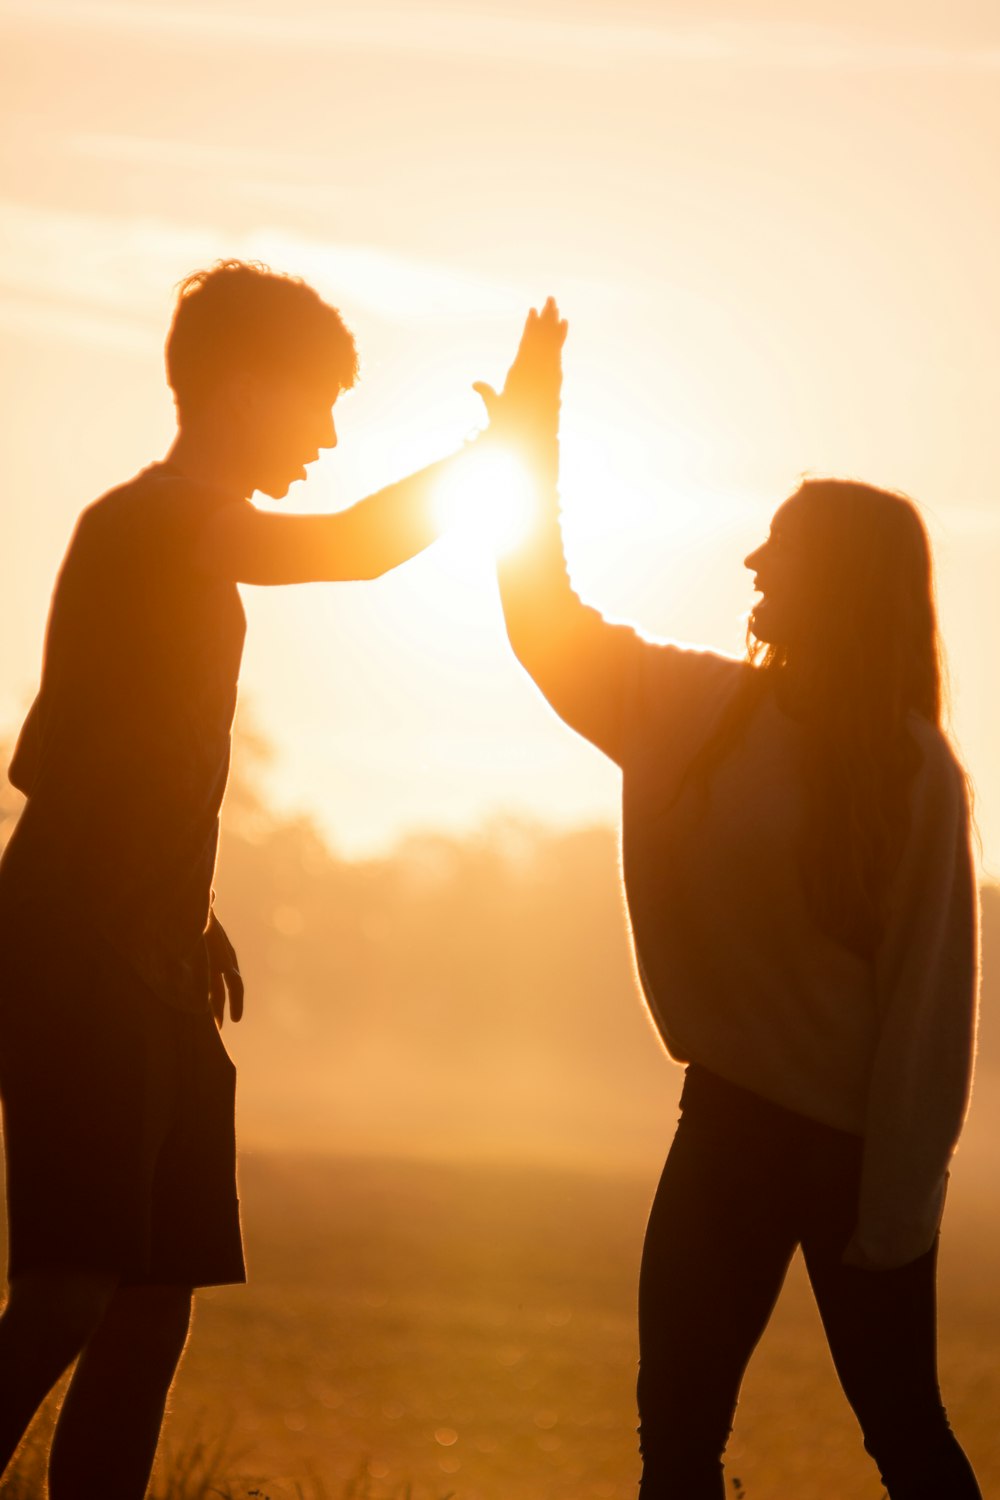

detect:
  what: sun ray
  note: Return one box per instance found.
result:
[433,444,538,557]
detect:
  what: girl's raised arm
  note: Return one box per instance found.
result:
[483,300,641,765]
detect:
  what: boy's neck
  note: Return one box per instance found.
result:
[164,424,252,501]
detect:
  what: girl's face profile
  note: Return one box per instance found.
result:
[744,498,812,647]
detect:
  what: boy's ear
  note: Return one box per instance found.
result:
[221,368,267,425]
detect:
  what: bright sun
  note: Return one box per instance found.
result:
[433,445,538,556]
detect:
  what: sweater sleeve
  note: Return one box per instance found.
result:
[497,493,647,766]
[855,741,979,1268]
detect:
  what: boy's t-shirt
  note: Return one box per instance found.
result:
[0,462,248,1013]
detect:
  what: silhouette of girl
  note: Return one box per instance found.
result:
[478,301,982,1499]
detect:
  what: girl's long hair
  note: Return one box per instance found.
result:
[691,478,943,956]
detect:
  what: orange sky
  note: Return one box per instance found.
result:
[3,0,1000,865]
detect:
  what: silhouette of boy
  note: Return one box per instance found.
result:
[0,260,492,1498]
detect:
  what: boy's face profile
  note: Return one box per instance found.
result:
[165,265,359,501]
[228,365,341,501]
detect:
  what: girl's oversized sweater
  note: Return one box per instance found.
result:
[499,535,978,1268]
[618,639,977,1268]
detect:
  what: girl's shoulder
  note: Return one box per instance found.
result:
[632,636,746,709]
[904,715,970,824]
[621,637,749,772]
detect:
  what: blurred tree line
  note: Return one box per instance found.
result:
[0,718,996,1174]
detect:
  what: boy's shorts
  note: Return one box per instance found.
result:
[0,934,245,1288]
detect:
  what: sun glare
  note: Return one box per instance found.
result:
[434,445,538,556]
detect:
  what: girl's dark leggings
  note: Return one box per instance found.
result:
[637,1065,982,1500]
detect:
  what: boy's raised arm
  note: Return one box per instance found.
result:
[196,451,461,586]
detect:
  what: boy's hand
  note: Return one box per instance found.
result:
[205,910,244,1026]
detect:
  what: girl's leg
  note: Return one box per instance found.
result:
[638,1072,799,1500]
[800,1151,981,1500]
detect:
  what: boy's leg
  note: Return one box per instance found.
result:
[42,1007,240,1500]
[49,1282,193,1500]
[0,944,242,1491]
[0,1267,117,1475]
[43,1005,245,1499]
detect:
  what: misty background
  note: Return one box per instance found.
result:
[2,717,995,1184]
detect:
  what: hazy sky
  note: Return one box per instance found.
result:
[3,0,1000,862]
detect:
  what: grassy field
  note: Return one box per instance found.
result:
[2,1149,998,1499]
[8,1149,999,1500]
[2,782,999,1497]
